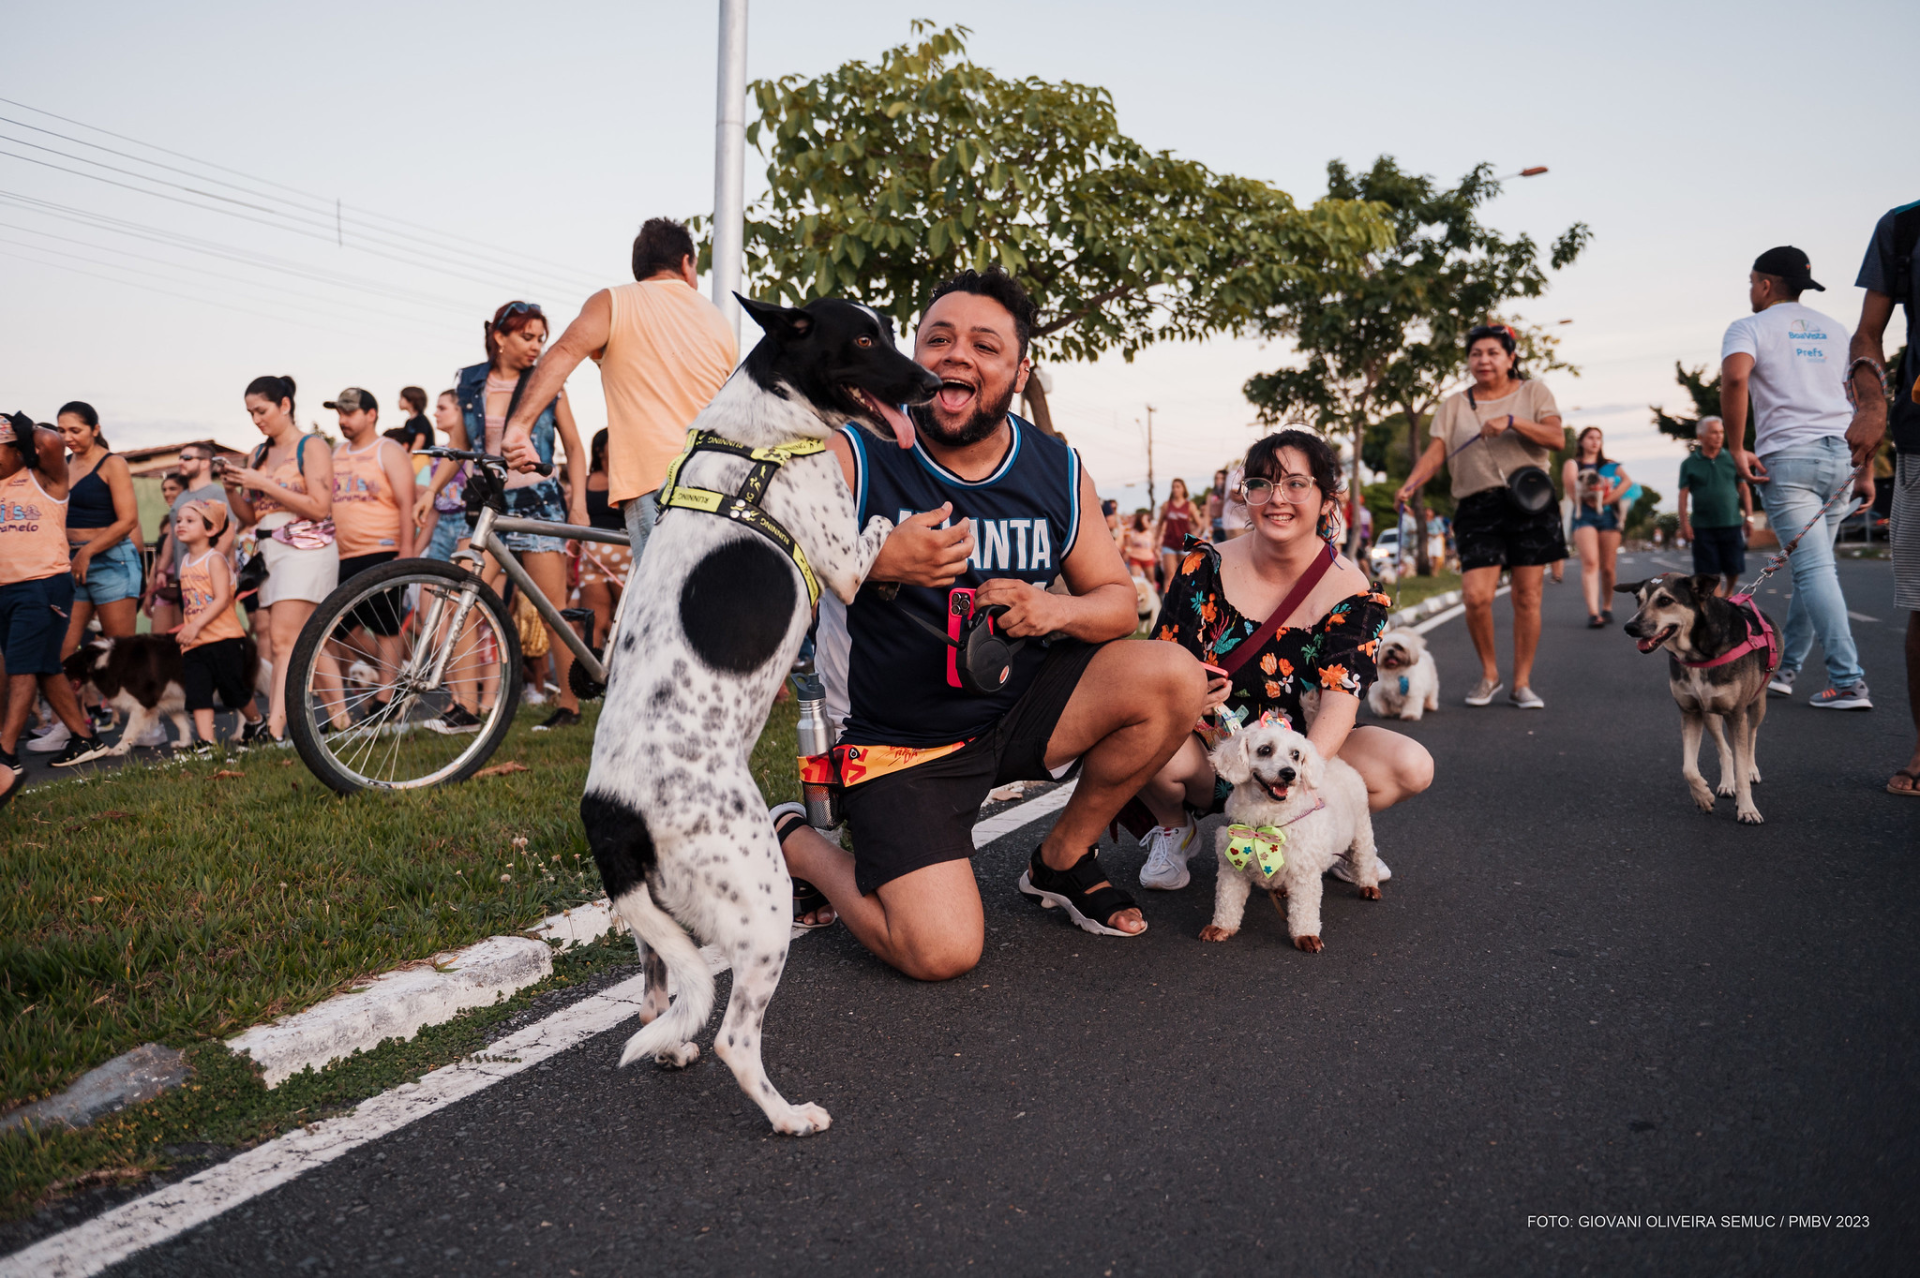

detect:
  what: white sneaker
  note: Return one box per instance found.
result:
[26,721,72,752]
[1330,854,1392,884]
[1138,819,1197,891]
[133,722,171,747]
[1767,670,1795,697]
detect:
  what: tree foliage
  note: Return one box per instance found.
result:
[711,23,1390,365]
[1650,362,1737,447]
[1243,157,1589,564]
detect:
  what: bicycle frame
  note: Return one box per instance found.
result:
[458,504,630,686]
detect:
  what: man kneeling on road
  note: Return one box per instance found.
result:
[780,268,1207,980]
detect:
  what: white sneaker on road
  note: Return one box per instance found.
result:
[26,721,72,752]
[1139,819,1197,891]
[1767,670,1795,697]
[1330,854,1392,884]
[1509,686,1545,710]
[1464,679,1503,707]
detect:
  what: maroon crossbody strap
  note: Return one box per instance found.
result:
[1215,543,1337,679]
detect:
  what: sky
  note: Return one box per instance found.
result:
[5,0,1914,512]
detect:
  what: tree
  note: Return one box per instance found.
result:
[706,22,1390,435]
[1651,362,1734,447]
[1244,157,1590,569]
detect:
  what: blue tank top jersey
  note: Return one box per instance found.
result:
[839,415,1082,747]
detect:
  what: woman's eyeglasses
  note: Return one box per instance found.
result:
[1242,476,1318,505]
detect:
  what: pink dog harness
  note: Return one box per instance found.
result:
[1677,593,1779,673]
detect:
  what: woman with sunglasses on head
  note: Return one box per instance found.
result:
[1562,426,1632,628]
[1126,429,1434,892]
[419,301,589,732]
[222,374,338,743]
[1396,323,1568,709]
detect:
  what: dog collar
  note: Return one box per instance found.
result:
[1222,798,1326,878]
[1675,593,1780,673]
[1397,674,1409,695]
[658,429,829,607]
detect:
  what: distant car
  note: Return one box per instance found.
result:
[1837,508,1888,543]
[1368,528,1402,574]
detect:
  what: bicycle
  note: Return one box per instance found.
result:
[284,447,630,794]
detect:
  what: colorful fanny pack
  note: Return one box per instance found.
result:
[271,518,336,550]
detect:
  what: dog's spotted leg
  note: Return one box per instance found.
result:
[1282,864,1325,953]
[637,941,669,1026]
[1201,836,1251,942]
[708,856,828,1136]
[1728,702,1763,825]
[1678,709,1714,813]
[1707,715,1737,798]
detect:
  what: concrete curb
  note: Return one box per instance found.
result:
[226,935,556,1088]
[0,1045,192,1134]
[1386,589,1463,630]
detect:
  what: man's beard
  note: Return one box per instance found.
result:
[909,379,1018,449]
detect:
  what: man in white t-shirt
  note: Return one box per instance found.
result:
[1721,245,1870,709]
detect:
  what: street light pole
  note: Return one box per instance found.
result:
[711,0,749,340]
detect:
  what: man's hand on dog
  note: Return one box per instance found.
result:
[872,504,974,586]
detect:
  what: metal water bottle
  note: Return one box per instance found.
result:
[793,671,840,829]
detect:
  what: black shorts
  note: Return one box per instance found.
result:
[1453,487,1567,572]
[183,637,255,713]
[1691,524,1747,577]
[336,552,403,636]
[838,639,1105,895]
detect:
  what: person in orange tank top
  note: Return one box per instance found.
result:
[322,388,415,726]
[1,413,110,807]
[174,501,265,750]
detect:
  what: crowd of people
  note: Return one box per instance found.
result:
[2,204,1915,903]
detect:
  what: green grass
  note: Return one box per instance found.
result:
[2,693,807,1217]
[1380,568,1462,613]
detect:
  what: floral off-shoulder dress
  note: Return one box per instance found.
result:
[1151,537,1390,731]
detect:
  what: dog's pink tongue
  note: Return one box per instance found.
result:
[877,399,916,450]
[1636,636,1659,653]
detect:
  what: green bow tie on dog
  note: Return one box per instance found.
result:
[1223,824,1287,878]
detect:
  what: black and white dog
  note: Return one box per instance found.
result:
[1618,574,1774,824]
[63,634,259,753]
[580,296,939,1136]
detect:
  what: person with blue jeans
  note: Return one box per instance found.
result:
[1722,246,1871,710]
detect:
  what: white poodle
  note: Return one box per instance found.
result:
[1366,627,1440,721]
[1201,719,1382,953]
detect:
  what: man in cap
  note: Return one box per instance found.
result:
[1721,246,1871,709]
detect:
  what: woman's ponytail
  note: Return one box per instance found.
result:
[245,374,298,419]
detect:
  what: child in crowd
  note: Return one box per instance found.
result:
[175,501,264,750]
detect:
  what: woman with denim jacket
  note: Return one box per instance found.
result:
[419,301,589,731]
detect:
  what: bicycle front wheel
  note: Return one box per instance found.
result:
[286,559,524,794]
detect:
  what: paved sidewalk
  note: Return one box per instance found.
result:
[18,560,1919,1277]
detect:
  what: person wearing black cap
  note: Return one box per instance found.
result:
[1720,245,1870,710]
[1846,199,1920,793]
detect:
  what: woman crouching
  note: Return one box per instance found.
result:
[1132,428,1433,890]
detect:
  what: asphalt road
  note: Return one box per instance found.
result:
[76,557,1920,1275]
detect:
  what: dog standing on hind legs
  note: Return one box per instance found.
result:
[1618,573,1774,824]
[576,295,940,1136]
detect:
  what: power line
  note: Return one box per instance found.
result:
[0,192,483,316]
[0,230,458,340]
[0,138,592,302]
[1,246,357,337]
[0,96,606,289]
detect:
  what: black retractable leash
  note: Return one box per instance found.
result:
[899,589,1025,696]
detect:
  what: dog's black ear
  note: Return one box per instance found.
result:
[736,294,813,341]
[1614,578,1649,596]
[1688,574,1723,599]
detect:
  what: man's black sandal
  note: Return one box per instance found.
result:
[1017,845,1147,938]
[771,802,835,930]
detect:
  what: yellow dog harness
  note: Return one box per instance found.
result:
[658,429,829,608]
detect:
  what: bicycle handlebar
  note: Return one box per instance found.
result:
[420,445,553,478]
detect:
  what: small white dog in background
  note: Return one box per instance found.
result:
[1367,627,1439,721]
[1202,719,1382,953]
[1131,572,1160,634]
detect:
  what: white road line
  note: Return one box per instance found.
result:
[1410,585,1508,636]
[0,782,1080,1278]
[1848,610,1879,623]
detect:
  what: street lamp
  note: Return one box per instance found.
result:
[712,0,749,340]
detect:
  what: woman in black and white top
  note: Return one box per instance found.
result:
[1397,323,1567,710]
